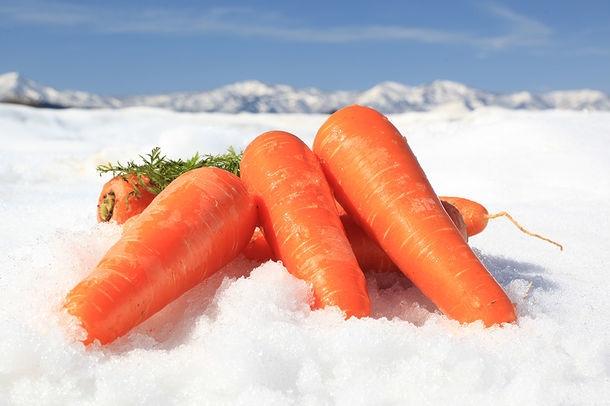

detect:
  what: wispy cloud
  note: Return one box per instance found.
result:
[473,2,552,49]
[0,1,552,51]
[0,1,89,24]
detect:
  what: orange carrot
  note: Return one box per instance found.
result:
[240,130,371,318]
[65,167,257,344]
[313,105,516,326]
[439,196,563,250]
[339,213,400,273]
[340,199,467,239]
[96,147,243,224]
[241,227,277,262]
[242,201,468,273]
[118,197,395,272]
[97,174,156,224]
[114,190,468,274]
[240,216,399,273]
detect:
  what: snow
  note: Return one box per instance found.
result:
[1,103,609,405]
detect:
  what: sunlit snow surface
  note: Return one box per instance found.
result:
[1,104,609,405]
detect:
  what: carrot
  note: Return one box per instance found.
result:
[241,227,277,262]
[240,215,400,273]
[240,130,371,318]
[96,147,243,224]
[112,186,467,274]
[96,174,156,224]
[65,167,257,344]
[114,190,393,273]
[242,200,468,273]
[439,196,563,250]
[313,105,516,326]
[339,201,465,274]
[339,213,400,273]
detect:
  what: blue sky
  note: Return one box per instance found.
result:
[1,0,609,95]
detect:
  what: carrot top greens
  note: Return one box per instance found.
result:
[96,146,243,195]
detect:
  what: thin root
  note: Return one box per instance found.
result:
[487,211,564,251]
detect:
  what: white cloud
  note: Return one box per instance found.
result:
[0,1,552,50]
[473,2,552,49]
[0,1,91,24]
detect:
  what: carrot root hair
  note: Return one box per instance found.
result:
[523,280,534,300]
[486,211,563,251]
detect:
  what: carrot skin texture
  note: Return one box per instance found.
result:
[339,199,467,273]
[66,167,257,344]
[97,174,157,224]
[313,105,516,326]
[241,207,466,273]
[240,131,371,318]
[241,217,398,273]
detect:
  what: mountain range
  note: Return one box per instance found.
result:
[1,71,609,113]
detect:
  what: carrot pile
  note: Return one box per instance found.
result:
[64,104,563,345]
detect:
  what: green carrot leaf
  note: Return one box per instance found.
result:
[96,146,243,196]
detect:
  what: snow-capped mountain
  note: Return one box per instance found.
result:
[119,80,358,114]
[1,72,609,113]
[0,72,122,109]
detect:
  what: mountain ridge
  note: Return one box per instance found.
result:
[1,72,608,113]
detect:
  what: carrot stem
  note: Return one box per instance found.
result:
[98,192,116,222]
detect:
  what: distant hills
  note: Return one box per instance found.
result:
[1,71,609,113]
